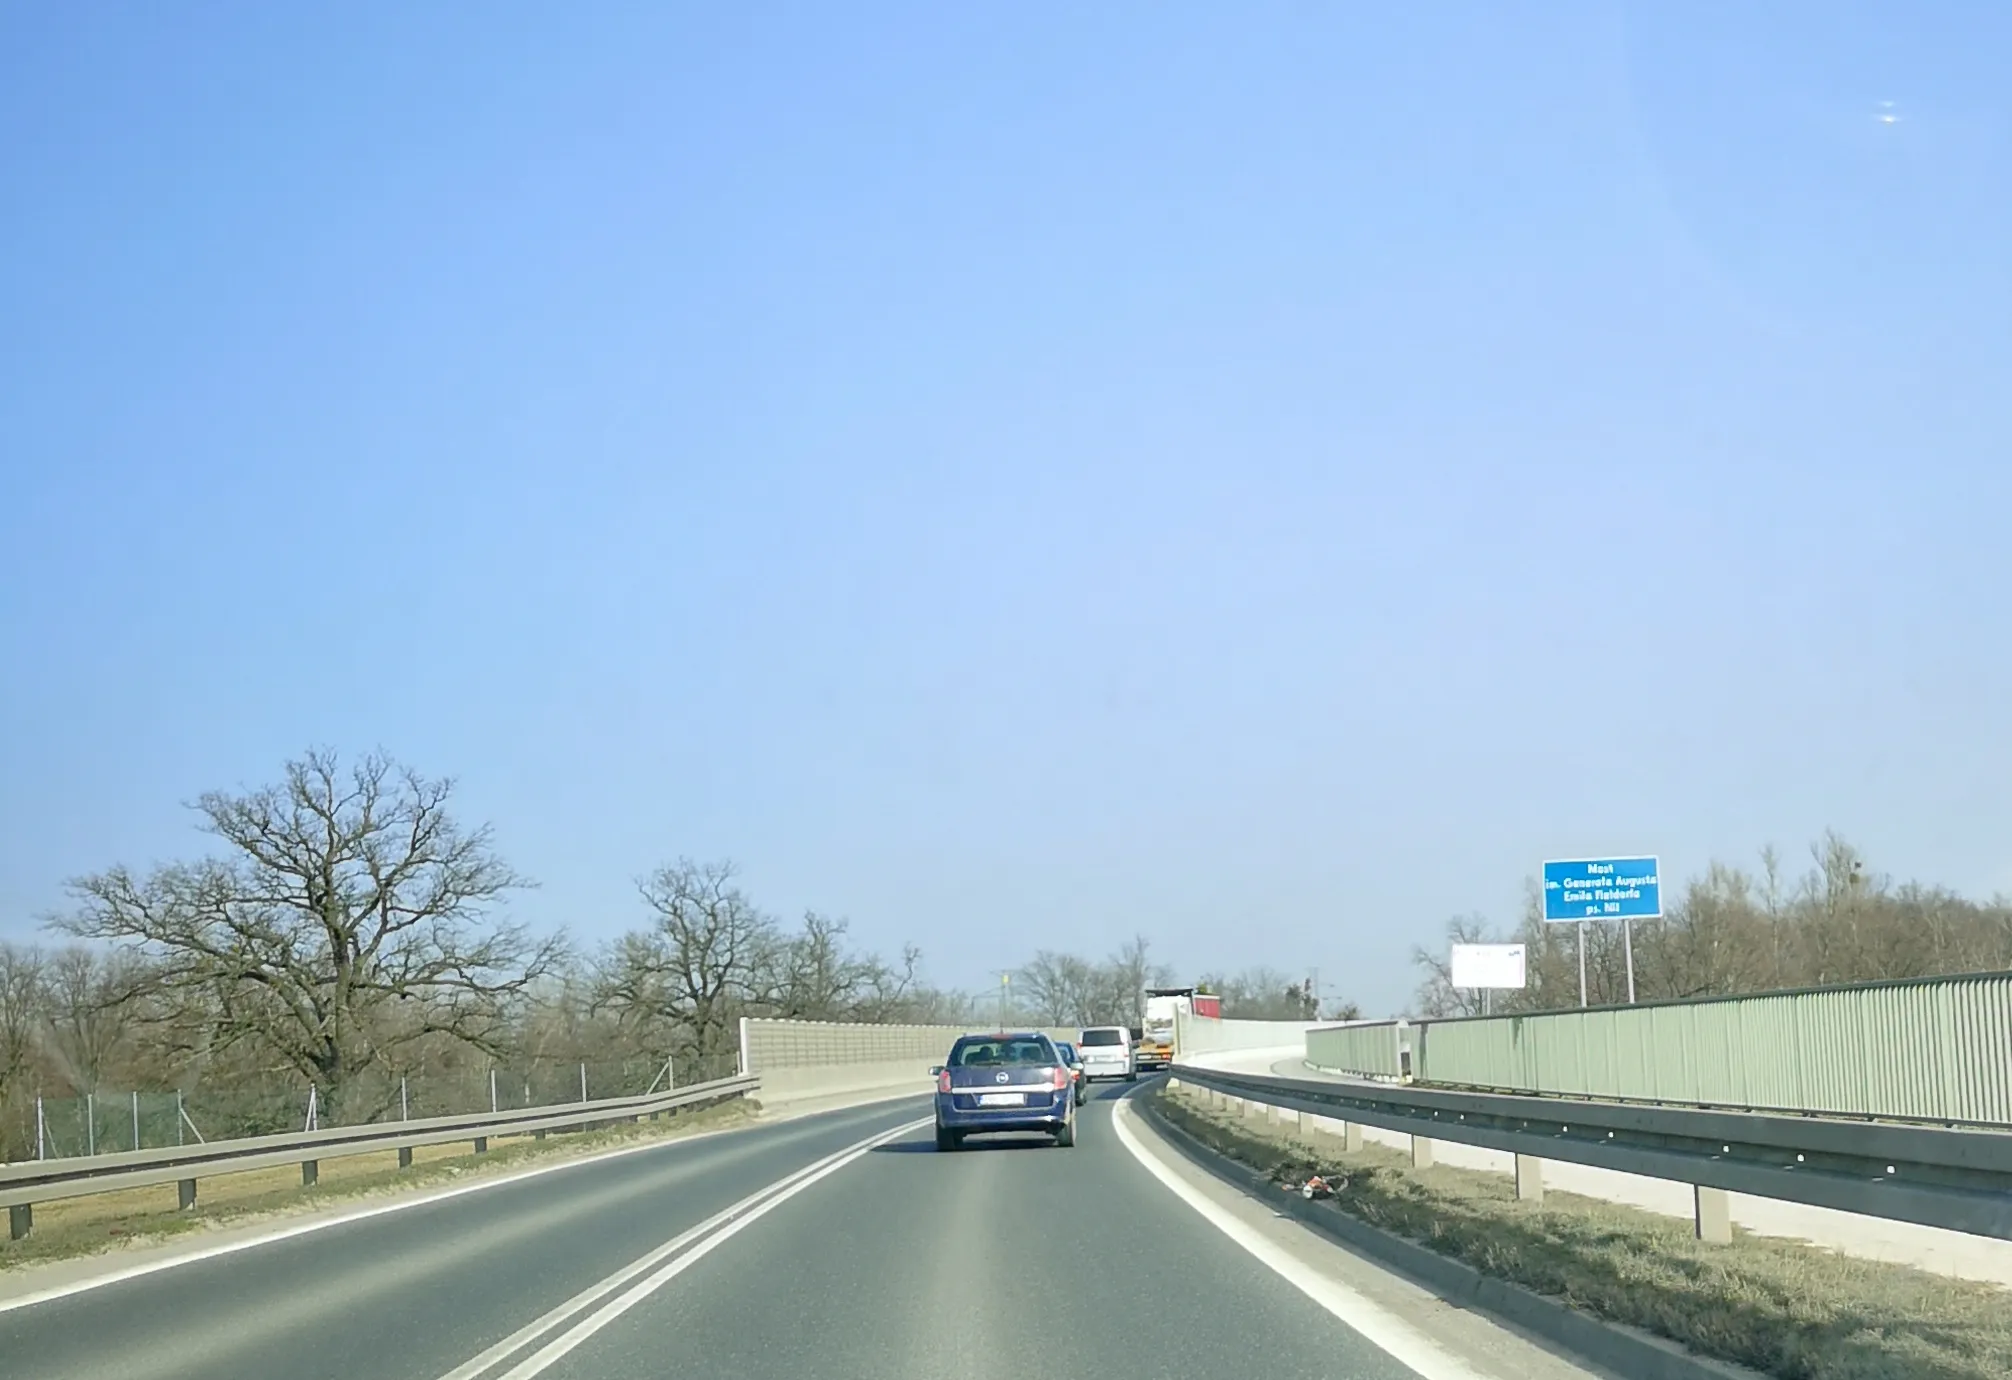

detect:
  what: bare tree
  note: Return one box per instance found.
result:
[764,912,876,1019]
[599,859,776,1067]
[39,946,148,1093]
[1408,915,1500,1017]
[1016,950,1096,1025]
[0,943,46,1092]
[1758,843,1788,989]
[51,749,558,1117]
[1106,934,1163,1029]
[1011,937,1176,1027]
[0,944,49,1160]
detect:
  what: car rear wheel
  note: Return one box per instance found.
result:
[1053,1117,1076,1148]
[935,1125,959,1152]
[1124,1071,1137,1082]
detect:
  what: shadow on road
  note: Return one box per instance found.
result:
[872,1134,1061,1154]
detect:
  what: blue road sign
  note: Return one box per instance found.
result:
[1542,856,1662,923]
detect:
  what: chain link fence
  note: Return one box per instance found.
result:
[1,1054,714,1164]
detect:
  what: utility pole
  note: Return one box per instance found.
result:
[997,971,1011,1029]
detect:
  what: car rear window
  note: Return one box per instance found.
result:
[1080,1029,1125,1046]
[950,1038,1056,1067]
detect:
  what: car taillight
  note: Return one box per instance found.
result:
[937,1069,952,1093]
[1050,1067,1069,1090]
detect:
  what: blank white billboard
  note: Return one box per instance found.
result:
[1450,943,1527,990]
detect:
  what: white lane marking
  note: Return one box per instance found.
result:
[1112,1098,1492,1380]
[438,1116,930,1380]
[0,1098,927,1317]
[481,1117,930,1380]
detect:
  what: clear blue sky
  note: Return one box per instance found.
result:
[3,4,2006,1016]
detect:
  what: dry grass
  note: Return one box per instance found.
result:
[1,1097,759,1273]
[1153,1087,2012,1380]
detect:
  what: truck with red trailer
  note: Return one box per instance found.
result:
[1135,986,1220,1071]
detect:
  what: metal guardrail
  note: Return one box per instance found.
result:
[1,1073,758,1240]
[1169,1062,2012,1244]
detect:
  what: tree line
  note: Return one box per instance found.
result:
[9,748,2006,1159]
[1008,945,1363,1028]
[1410,831,2012,1017]
[0,749,975,1157]
[0,747,1368,1158]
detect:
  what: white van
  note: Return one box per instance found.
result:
[1077,1026,1136,1082]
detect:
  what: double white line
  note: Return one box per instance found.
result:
[435,1115,930,1380]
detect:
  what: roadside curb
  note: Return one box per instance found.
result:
[1136,1094,1766,1380]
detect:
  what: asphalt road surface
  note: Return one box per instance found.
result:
[0,1084,1602,1380]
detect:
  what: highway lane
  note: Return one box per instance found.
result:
[458,1085,1597,1380]
[0,1097,932,1380]
[521,1088,1436,1380]
[0,1083,1603,1380]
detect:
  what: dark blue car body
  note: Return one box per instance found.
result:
[933,1032,1077,1150]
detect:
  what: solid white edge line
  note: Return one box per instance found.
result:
[436,1116,932,1380]
[494,1117,931,1380]
[1111,1097,1493,1380]
[0,1095,929,1317]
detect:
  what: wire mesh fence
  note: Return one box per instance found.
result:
[0,1053,721,1163]
[17,1090,192,1160]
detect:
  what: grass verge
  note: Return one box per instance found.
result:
[0,1096,760,1275]
[1153,1085,2012,1380]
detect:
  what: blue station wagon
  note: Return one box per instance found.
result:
[933,1032,1078,1150]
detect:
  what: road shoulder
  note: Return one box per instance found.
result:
[1114,1091,1635,1380]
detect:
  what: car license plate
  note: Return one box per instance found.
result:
[977,1092,1025,1106]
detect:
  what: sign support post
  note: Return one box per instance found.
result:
[1577,922,1587,1007]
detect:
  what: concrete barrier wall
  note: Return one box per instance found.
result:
[1174,1014,1332,1062]
[740,1019,1080,1107]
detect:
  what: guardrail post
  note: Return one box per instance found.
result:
[301,1160,318,1187]
[1342,1121,1363,1153]
[397,1146,413,1169]
[1694,1185,1731,1244]
[178,1178,197,1210]
[1410,1135,1434,1169]
[1294,1110,1319,1146]
[473,1136,489,1155]
[1514,1155,1543,1202]
[1263,1104,1280,1128]
[8,1204,30,1240]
